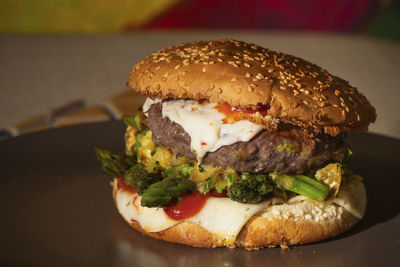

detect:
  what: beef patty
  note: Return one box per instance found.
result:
[144,103,344,174]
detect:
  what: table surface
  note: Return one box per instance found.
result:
[1,32,399,138]
[0,121,399,266]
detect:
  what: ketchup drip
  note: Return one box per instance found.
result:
[164,192,208,220]
[215,103,270,123]
[118,177,229,221]
[163,190,228,220]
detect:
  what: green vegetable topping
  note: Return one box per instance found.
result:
[269,173,330,202]
[94,148,136,177]
[141,178,197,207]
[204,178,213,193]
[122,112,144,131]
[277,142,300,153]
[164,163,194,179]
[125,163,162,195]
[227,173,273,204]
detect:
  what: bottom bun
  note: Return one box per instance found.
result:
[112,179,363,249]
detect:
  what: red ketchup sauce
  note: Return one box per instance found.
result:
[117,177,138,194]
[164,190,228,220]
[118,176,229,221]
[215,103,270,123]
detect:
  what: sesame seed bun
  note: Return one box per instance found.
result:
[128,39,376,136]
[113,179,364,249]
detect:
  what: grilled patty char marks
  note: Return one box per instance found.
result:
[144,103,344,174]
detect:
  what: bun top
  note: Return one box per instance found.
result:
[128,39,376,135]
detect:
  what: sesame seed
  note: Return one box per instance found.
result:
[231,77,237,82]
[334,90,340,96]
[280,86,286,90]
[217,58,224,62]
[244,63,251,68]
[303,100,309,105]
[218,52,224,56]
[293,90,299,95]
[245,73,252,78]
[304,89,310,95]
[202,67,207,72]
[320,102,326,107]
[235,88,242,94]
[155,66,161,70]
[174,65,181,70]
[161,77,167,82]
[247,86,254,92]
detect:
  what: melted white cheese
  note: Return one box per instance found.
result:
[115,189,177,232]
[116,189,268,245]
[116,179,366,244]
[142,98,161,113]
[186,198,268,245]
[333,177,366,219]
[160,99,263,162]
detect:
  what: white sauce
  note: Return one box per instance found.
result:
[158,99,263,162]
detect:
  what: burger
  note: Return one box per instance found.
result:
[95,39,376,249]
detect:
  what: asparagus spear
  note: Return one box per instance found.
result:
[124,163,162,195]
[141,178,197,207]
[269,173,330,201]
[94,148,136,177]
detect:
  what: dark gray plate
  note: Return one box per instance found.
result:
[0,121,399,267]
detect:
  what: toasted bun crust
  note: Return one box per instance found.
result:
[112,180,361,249]
[128,39,376,136]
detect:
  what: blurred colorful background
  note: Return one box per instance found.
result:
[0,0,399,41]
[1,0,399,140]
